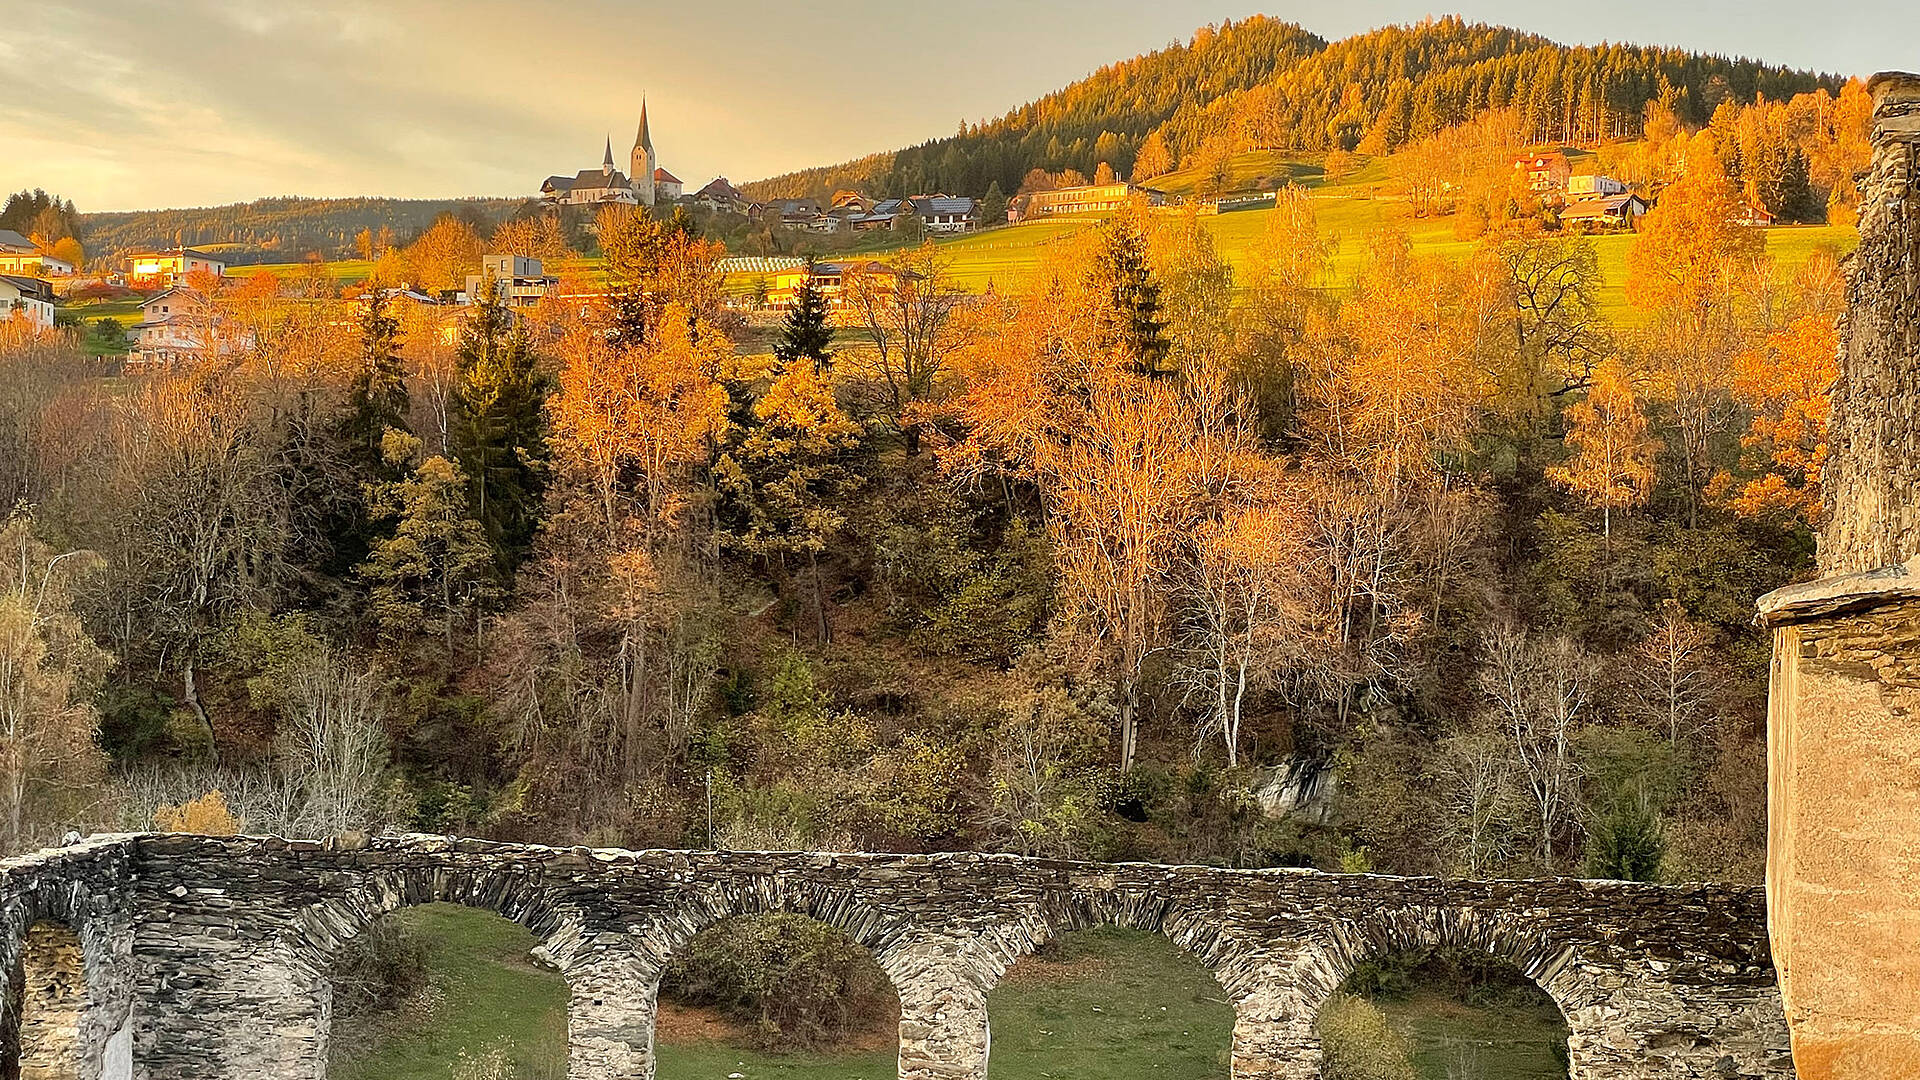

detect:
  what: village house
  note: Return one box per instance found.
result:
[1022,182,1164,218]
[767,260,919,308]
[653,167,684,202]
[0,274,54,329]
[128,286,251,368]
[1559,192,1648,230]
[1567,174,1628,197]
[851,198,912,231]
[1512,151,1572,197]
[126,248,226,288]
[771,199,824,227]
[914,195,978,233]
[1733,202,1778,227]
[694,177,751,216]
[0,230,73,277]
[464,254,558,308]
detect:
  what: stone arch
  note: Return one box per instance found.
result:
[1295,905,1594,1079]
[980,881,1275,1080]
[0,883,134,1080]
[644,876,930,1079]
[278,864,584,1078]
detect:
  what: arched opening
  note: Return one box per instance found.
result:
[4,920,86,1080]
[654,912,900,1077]
[1317,947,1570,1080]
[323,903,567,1079]
[986,926,1234,1079]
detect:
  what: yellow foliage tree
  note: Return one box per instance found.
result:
[1549,362,1658,586]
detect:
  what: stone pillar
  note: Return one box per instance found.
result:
[1762,69,1920,1080]
[1228,1009,1320,1080]
[882,940,993,1080]
[18,922,86,1080]
[556,939,660,1080]
[1762,561,1920,1078]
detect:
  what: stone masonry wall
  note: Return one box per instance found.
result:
[1,833,1793,1080]
[1821,73,1920,574]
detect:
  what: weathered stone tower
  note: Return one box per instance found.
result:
[1761,70,1920,1080]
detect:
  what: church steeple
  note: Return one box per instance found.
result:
[631,98,658,207]
[602,135,615,174]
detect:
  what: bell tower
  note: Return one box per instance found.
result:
[630,99,656,207]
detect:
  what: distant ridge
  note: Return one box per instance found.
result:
[79,194,527,265]
[743,15,1842,203]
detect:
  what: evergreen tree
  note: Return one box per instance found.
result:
[978,181,1008,229]
[450,281,550,573]
[359,433,501,662]
[339,289,410,474]
[774,262,834,368]
[1090,216,1169,375]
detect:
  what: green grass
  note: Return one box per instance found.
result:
[329,904,567,1080]
[1374,989,1570,1080]
[985,927,1234,1080]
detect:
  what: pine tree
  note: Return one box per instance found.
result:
[1091,215,1170,375]
[450,282,550,573]
[774,262,834,368]
[978,181,1008,229]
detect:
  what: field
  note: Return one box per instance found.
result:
[337,908,1568,1080]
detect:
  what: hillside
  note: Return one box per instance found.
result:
[78,195,530,265]
[743,15,1840,203]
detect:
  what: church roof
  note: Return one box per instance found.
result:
[603,137,615,170]
[654,167,681,184]
[573,168,631,189]
[634,99,653,155]
[541,175,573,192]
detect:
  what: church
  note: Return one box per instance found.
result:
[539,102,681,207]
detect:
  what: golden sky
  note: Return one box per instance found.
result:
[3,0,1911,212]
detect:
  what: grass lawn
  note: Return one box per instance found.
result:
[1373,988,1570,1080]
[329,904,567,1080]
[985,927,1234,1080]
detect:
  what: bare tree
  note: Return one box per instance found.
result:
[843,243,968,453]
[281,646,389,836]
[1478,625,1595,866]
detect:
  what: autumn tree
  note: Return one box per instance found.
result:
[1548,361,1657,589]
[0,510,110,852]
[714,359,863,643]
[491,213,573,264]
[1715,258,1841,527]
[405,214,485,294]
[844,244,967,452]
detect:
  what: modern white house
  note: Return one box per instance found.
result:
[127,248,227,287]
[0,274,54,329]
[0,229,72,277]
[463,254,558,307]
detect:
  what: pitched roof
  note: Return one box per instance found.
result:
[572,168,631,189]
[696,177,745,200]
[0,229,34,252]
[0,273,51,297]
[653,167,681,184]
[542,175,574,192]
[912,195,975,216]
[1560,193,1643,218]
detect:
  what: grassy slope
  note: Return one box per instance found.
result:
[182,147,1861,328]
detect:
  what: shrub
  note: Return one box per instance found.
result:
[660,913,896,1049]
[1316,993,1417,1080]
[153,790,241,834]
[328,918,430,1025]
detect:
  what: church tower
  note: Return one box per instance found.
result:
[630,99,656,207]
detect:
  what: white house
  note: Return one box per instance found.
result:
[129,286,250,367]
[0,229,72,277]
[463,254,558,308]
[127,248,226,287]
[913,195,978,233]
[0,275,54,329]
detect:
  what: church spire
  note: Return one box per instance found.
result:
[635,98,653,157]
[603,135,615,173]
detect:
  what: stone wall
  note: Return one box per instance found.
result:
[1821,72,1920,574]
[1761,68,1920,1080]
[1,833,1791,1079]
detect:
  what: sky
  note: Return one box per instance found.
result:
[4,0,1915,213]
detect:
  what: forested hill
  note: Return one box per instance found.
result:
[743,15,1841,202]
[79,195,527,265]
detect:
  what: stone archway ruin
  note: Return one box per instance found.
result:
[0,834,1794,1079]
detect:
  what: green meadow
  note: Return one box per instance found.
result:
[334,908,1568,1080]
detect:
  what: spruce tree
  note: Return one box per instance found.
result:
[1091,216,1169,375]
[774,263,834,368]
[340,288,410,474]
[450,281,550,573]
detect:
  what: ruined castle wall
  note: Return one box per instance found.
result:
[1821,73,1920,574]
